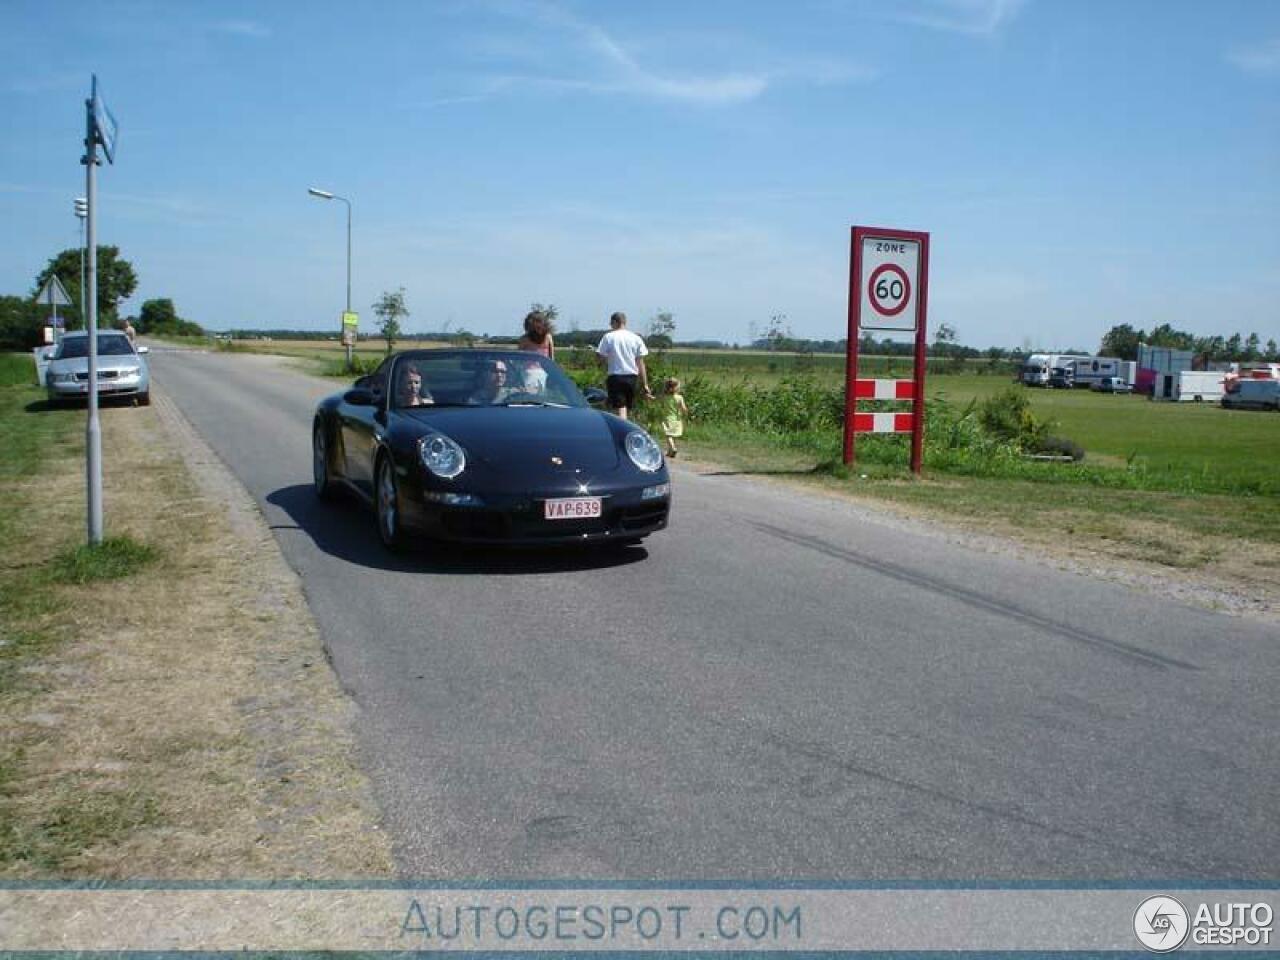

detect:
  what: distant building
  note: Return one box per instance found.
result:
[1138,343,1195,398]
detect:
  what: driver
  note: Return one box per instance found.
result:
[469,359,511,405]
[397,363,434,407]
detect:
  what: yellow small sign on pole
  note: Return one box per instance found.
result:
[341,311,358,347]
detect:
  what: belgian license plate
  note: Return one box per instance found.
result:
[544,497,602,520]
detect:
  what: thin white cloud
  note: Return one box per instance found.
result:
[209,20,271,39]
[455,0,868,105]
[571,14,767,103]
[1228,37,1280,76]
[889,0,1026,37]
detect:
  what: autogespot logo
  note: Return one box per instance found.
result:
[1134,896,1190,952]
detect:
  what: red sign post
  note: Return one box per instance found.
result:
[843,226,930,474]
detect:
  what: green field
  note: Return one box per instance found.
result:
[179,337,1276,495]
[917,374,1276,486]
[638,356,1278,495]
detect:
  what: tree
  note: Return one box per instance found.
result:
[1098,323,1142,360]
[373,288,409,354]
[933,323,958,355]
[138,298,178,333]
[1146,323,1195,351]
[757,313,796,351]
[1244,332,1261,361]
[1267,339,1278,362]
[0,295,42,350]
[646,310,676,349]
[137,298,203,336]
[529,302,559,327]
[33,246,137,328]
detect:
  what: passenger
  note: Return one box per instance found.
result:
[657,377,689,458]
[397,363,434,407]
[518,310,555,360]
[520,356,548,395]
[469,358,511,405]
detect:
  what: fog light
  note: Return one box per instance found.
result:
[423,491,483,506]
[641,482,670,500]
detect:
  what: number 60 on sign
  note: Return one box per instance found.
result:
[859,237,921,332]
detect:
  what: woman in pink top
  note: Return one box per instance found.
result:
[517,310,555,360]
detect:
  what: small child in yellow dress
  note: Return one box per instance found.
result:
[658,377,689,458]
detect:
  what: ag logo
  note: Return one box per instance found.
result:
[1134,896,1190,952]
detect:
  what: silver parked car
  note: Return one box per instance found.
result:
[46,331,151,406]
[1090,376,1133,394]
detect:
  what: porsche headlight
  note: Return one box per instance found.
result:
[625,430,663,473]
[419,434,466,479]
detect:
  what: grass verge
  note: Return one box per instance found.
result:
[0,352,393,878]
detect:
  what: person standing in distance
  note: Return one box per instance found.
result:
[595,311,653,420]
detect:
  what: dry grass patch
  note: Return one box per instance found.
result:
[1,379,393,879]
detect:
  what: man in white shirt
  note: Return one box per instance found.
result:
[595,311,653,420]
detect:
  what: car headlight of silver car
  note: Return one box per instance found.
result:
[624,430,663,472]
[419,433,466,479]
[49,372,77,383]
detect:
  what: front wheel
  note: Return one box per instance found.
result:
[376,456,408,552]
[313,421,336,501]
[136,391,151,407]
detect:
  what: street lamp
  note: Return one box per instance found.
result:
[308,186,353,367]
[74,197,87,338]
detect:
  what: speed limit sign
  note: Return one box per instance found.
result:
[844,225,930,473]
[858,235,921,331]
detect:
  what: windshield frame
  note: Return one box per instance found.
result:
[387,349,588,411]
[54,333,138,360]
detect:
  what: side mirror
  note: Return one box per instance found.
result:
[584,387,607,406]
[137,346,150,354]
[344,388,378,406]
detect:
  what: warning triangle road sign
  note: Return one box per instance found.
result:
[36,275,73,308]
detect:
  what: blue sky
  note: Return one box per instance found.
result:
[2,0,1278,348]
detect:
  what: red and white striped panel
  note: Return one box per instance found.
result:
[852,412,914,434]
[853,378,915,400]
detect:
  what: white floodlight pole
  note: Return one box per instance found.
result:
[75,198,87,342]
[308,187,353,368]
[83,94,102,543]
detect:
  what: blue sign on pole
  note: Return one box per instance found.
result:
[91,74,117,164]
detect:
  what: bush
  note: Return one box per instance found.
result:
[321,354,381,378]
[977,387,1051,451]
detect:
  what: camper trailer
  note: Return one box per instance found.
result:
[1021,353,1088,386]
[1068,357,1130,389]
[1174,370,1226,403]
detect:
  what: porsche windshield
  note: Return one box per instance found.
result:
[55,334,136,359]
[390,350,587,410]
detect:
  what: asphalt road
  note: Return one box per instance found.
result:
[150,347,1278,881]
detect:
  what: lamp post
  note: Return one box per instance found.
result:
[308,187,353,368]
[74,197,87,341]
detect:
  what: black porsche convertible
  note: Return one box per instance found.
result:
[312,349,671,551]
